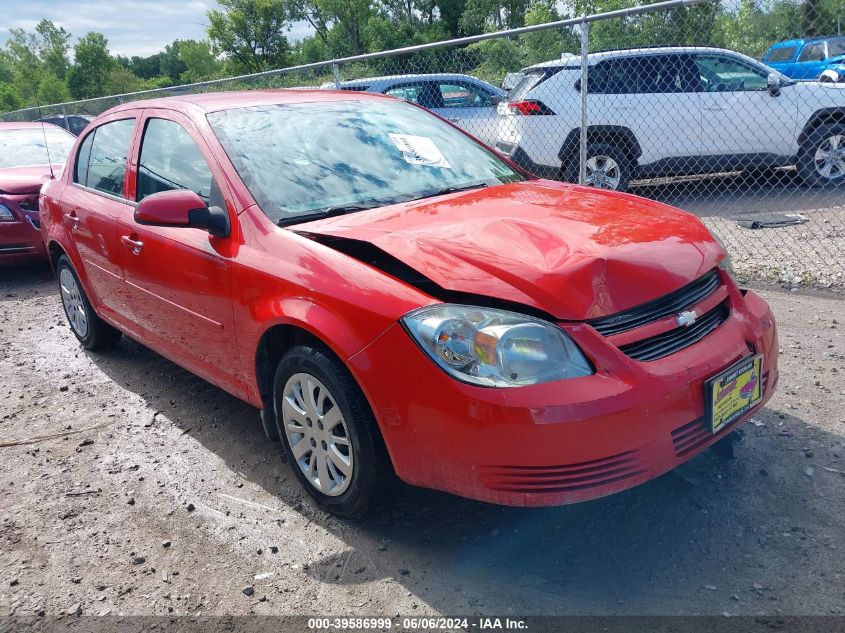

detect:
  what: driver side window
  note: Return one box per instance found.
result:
[694,55,768,92]
[798,42,826,62]
[137,118,214,203]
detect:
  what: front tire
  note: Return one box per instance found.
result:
[273,344,394,518]
[564,143,631,192]
[56,255,122,350]
[798,122,845,187]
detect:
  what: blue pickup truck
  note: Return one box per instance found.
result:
[763,36,845,82]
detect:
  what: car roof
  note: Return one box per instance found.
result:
[521,46,750,71]
[95,88,396,119]
[337,73,496,87]
[771,35,845,47]
[0,121,68,132]
[769,39,805,48]
[38,114,93,120]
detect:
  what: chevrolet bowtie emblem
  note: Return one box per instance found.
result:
[676,310,698,327]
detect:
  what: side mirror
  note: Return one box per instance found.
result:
[134,189,230,238]
[491,95,504,105]
[767,72,782,97]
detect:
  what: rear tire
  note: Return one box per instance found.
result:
[56,255,122,350]
[797,122,845,187]
[564,143,631,192]
[273,344,395,518]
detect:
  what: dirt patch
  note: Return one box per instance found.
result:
[1,264,843,617]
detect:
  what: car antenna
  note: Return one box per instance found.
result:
[34,93,55,179]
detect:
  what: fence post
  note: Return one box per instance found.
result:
[578,17,589,186]
[332,62,341,89]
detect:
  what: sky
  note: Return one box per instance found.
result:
[0,0,314,58]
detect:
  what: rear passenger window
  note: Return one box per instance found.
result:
[75,118,135,197]
[589,56,689,94]
[137,118,214,203]
[765,46,798,62]
[385,83,442,109]
[437,82,492,108]
[386,84,424,104]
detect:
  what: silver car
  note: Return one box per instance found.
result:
[326,73,505,146]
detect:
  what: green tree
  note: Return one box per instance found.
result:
[207,0,291,73]
[437,0,468,36]
[161,41,189,81]
[461,0,530,34]
[37,72,70,103]
[126,52,164,79]
[0,83,20,112]
[35,20,72,79]
[67,32,114,100]
[178,40,221,82]
[299,0,374,55]
[105,65,145,94]
[521,1,576,65]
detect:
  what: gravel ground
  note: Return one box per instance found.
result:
[1,264,843,618]
[633,170,845,291]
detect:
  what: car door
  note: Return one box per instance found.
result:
[762,43,800,79]
[117,110,241,392]
[588,54,703,168]
[693,53,798,158]
[61,114,138,326]
[432,80,501,146]
[793,41,827,80]
[384,81,442,111]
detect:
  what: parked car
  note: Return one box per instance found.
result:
[0,122,75,264]
[496,46,845,191]
[327,73,505,146]
[41,90,779,517]
[763,36,845,82]
[36,114,93,136]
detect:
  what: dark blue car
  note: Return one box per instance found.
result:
[763,36,845,82]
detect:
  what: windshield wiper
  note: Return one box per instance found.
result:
[277,204,376,227]
[412,182,489,201]
[277,184,490,227]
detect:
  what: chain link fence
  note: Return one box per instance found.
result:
[3,0,843,291]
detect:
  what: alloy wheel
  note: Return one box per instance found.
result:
[813,134,845,180]
[281,372,354,496]
[59,268,89,339]
[585,155,622,190]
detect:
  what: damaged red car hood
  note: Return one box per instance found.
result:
[0,165,58,195]
[297,180,723,320]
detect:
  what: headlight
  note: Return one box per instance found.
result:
[708,228,735,277]
[402,304,593,387]
[0,203,14,221]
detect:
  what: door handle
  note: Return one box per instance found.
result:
[64,212,79,230]
[121,235,144,255]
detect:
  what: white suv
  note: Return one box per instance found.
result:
[496,46,845,191]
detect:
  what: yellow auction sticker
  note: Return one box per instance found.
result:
[706,354,764,434]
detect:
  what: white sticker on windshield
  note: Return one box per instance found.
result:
[388,133,451,169]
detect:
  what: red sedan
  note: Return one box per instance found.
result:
[40,91,779,517]
[0,122,75,264]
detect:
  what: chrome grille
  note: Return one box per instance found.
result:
[619,301,729,362]
[587,270,720,336]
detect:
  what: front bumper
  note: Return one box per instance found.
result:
[0,199,47,264]
[349,286,779,507]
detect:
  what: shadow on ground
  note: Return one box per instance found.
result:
[82,331,841,615]
[633,167,845,218]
